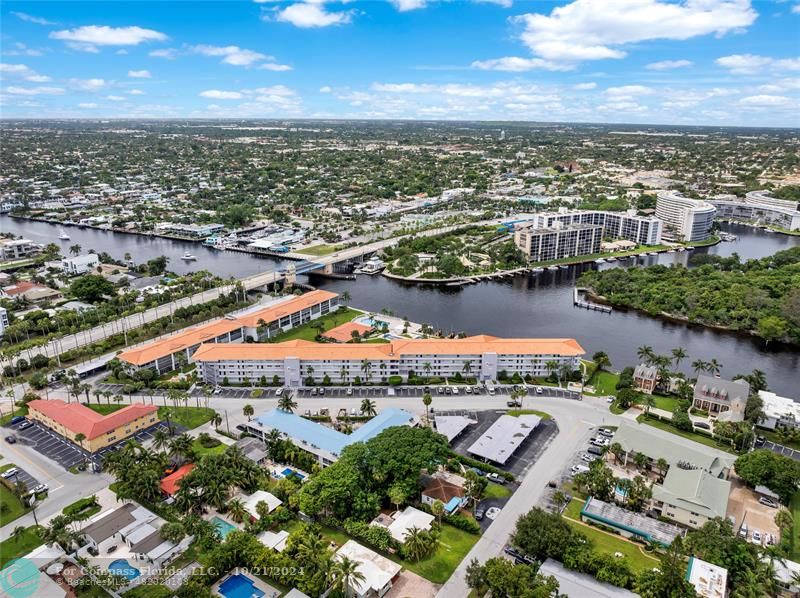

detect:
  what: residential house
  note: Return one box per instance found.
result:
[758,390,800,430]
[333,540,401,598]
[633,364,658,394]
[686,557,728,598]
[421,474,466,514]
[61,253,100,275]
[693,375,749,422]
[235,437,269,466]
[159,464,195,497]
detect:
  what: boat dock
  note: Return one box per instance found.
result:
[573,288,612,313]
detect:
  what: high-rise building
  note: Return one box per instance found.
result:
[514,223,603,262]
[520,209,662,245]
[746,190,799,212]
[655,191,716,242]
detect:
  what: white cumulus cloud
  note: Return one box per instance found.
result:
[192,45,275,67]
[717,54,800,74]
[471,56,570,72]
[128,70,151,78]
[389,0,427,11]
[50,25,168,49]
[573,82,597,90]
[738,94,792,107]
[128,89,146,95]
[646,59,693,70]
[275,3,352,28]
[199,90,244,100]
[69,78,107,91]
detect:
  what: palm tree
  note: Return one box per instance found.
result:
[329,556,366,598]
[403,527,435,562]
[656,457,669,481]
[340,291,351,305]
[169,434,194,464]
[545,360,558,382]
[243,404,254,421]
[422,392,432,423]
[340,365,349,383]
[422,362,433,381]
[431,500,445,525]
[637,345,655,365]
[360,359,373,383]
[462,360,473,377]
[69,244,82,257]
[11,526,26,541]
[226,498,248,524]
[153,428,170,454]
[74,433,86,451]
[360,399,376,416]
[641,394,656,416]
[671,347,687,370]
[211,412,223,429]
[691,359,709,378]
[278,391,297,413]
[708,358,723,376]
[592,351,611,372]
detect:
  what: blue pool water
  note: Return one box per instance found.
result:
[355,316,387,328]
[281,467,305,480]
[211,516,237,539]
[218,574,265,598]
[108,559,140,580]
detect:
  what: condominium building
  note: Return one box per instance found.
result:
[0,238,40,261]
[521,209,663,245]
[746,190,799,212]
[709,194,800,232]
[194,335,585,387]
[0,306,8,337]
[655,191,716,242]
[27,399,159,452]
[514,223,603,262]
[118,290,339,374]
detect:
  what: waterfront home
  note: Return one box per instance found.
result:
[633,364,658,394]
[692,375,749,422]
[757,390,800,430]
[61,253,100,275]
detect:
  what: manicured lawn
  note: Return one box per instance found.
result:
[507,409,551,420]
[295,244,343,256]
[0,406,28,426]
[653,395,679,412]
[562,504,658,574]
[791,492,800,561]
[85,404,215,430]
[586,369,620,396]
[393,524,479,584]
[484,482,513,500]
[637,415,735,453]
[0,463,30,526]
[192,437,227,457]
[0,526,42,568]
[272,307,363,342]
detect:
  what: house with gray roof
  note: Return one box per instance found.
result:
[693,375,749,422]
[633,364,658,395]
[652,467,731,529]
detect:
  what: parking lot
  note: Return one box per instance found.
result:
[7,420,89,471]
[727,478,781,544]
[0,463,40,492]
[6,418,181,471]
[760,439,800,461]
[449,409,558,478]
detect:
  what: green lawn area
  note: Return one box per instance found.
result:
[0,463,31,526]
[0,526,42,568]
[192,437,227,457]
[637,415,735,453]
[294,244,343,256]
[790,492,800,561]
[0,406,28,426]
[507,409,552,420]
[272,307,363,342]
[393,524,479,584]
[760,428,800,452]
[85,404,215,430]
[653,395,680,412]
[484,482,513,500]
[586,369,620,396]
[562,501,658,574]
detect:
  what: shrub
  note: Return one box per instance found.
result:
[342,519,397,552]
[443,513,481,534]
[451,454,515,482]
[388,376,403,386]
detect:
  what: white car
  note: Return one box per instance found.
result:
[581,453,598,463]
[452,387,459,395]
[346,387,353,396]
[485,507,502,521]
[599,428,614,437]
[751,531,762,545]
[0,468,19,479]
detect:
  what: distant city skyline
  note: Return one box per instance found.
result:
[1,0,799,126]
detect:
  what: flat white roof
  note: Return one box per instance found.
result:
[687,557,728,598]
[467,414,541,464]
[239,490,282,518]
[336,540,401,596]
[434,415,475,442]
[386,506,434,543]
[759,390,800,420]
[258,529,290,552]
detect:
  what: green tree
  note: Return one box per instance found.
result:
[68,274,116,303]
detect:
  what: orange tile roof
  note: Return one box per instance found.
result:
[323,322,372,343]
[118,318,244,366]
[118,290,338,366]
[28,399,158,440]
[160,463,195,496]
[192,336,585,362]
[235,290,338,327]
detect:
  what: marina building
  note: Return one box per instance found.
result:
[118,290,339,374]
[655,191,717,242]
[520,209,663,245]
[514,223,603,262]
[27,399,159,453]
[194,335,585,387]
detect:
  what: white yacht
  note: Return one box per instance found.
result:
[58,229,70,241]
[181,252,197,261]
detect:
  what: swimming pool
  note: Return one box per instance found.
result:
[211,516,237,539]
[355,316,387,328]
[218,574,265,598]
[281,467,305,480]
[108,559,140,581]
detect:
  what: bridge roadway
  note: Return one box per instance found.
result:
[5,219,502,367]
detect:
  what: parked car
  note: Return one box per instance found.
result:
[598,428,614,437]
[4,436,16,444]
[503,546,524,559]
[587,445,604,456]
[319,387,325,396]
[751,530,762,545]
[470,467,485,477]
[346,387,353,396]
[759,497,779,508]
[591,437,609,447]
[754,436,765,447]
[507,400,521,408]
[739,523,748,538]
[437,387,445,395]
[32,483,48,494]
[487,472,505,484]
[488,387,496,396]
[10,416,25,425]
[445,387,452,395]
[536,387,543,394]
[581,453,598,463]
[452,387,460,395]
[547,480,558,488]
[275,388,284,397]
[1,468,19,479]
[311,387,318,396]
[475,507,485,521]
[571,464,590,475]
[694,421,711,430]
[18,421,33,430]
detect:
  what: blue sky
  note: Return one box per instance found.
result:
[1,0,799,126]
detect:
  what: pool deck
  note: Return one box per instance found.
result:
[207,511,242,537]
[212,567,281,598]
